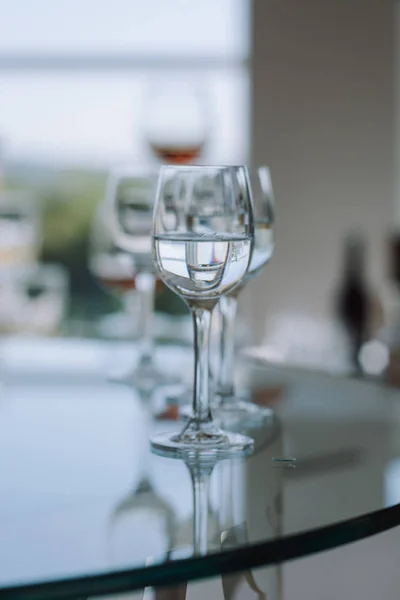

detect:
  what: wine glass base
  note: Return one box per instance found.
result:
[151,420,254,460]
[214,398,274,423]
[108,363,181,389]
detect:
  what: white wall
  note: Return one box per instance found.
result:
[248,0,395,343]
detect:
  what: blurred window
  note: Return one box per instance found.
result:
[0,71,249,166]
[0,1,250,326]
[0,0,249,167]
[0,0,249,58]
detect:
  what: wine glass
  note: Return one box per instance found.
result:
[144,79,207,165]
[89,201,142,346]
[150,165,255,458]
[105,165,180,387]
[215,167,275,422]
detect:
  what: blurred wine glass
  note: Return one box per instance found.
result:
[104,165,180,386]
[214,167,275,424]
[89,200,141,338]
[144,80,207,165]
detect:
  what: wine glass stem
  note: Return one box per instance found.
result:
[135,272,155,367]
[189,465,212,556]
[192,307,213,423]
[217,295,238,399]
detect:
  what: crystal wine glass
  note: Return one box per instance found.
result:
[105,165,179,387]
[150,165,255,457]
[215,167,275,422]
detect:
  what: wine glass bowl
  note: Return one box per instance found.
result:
[230,166,275,293]
[109,169,155,256]
[150,165,255,458]
[215,166,275,421]
[103,165,180,386]
[89,202,136,299]
[144,80,207,165]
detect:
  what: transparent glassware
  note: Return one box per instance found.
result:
[108,386,177,567]
[88,201,141,360]
[175,469,220,551]
[144,79,207,165]
[214,167,275,424]
[104,165,180,387]
[150,165,255,458]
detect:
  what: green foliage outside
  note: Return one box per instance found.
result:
[5,165,187,323]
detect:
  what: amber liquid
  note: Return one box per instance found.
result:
[98,273,164,295]
[150,143,203,165]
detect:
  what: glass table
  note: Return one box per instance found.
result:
[0,338,399,599]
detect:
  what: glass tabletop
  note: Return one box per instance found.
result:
[0,338,400,599]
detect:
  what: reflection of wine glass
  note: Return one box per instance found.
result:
[150,165,255,458]
[104,166,179,386]
[215,167,275,423]
[156,450,222,557]
[144,80,207,165]
[108,386,177,568]
[109,477,176,568]
[175,483,220,551]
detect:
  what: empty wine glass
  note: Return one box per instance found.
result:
[150,165,255,458]
[89,200,142,352]
[215,167,275,422]
[105,165,179,387]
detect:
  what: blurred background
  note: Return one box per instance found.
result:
[0,0,397,378]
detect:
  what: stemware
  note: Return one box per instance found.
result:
[144,79,207,165]
[104,165,179,387]
[215,167,275,421]
[150,165,255,457]
[89,201,143,352]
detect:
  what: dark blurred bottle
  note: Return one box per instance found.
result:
[335,233,370,373]
[379,232,400,385]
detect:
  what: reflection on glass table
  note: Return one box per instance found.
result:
[0,339,399,599]
[108,384,177,567]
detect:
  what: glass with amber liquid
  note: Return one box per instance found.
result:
[145,80,207,166]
